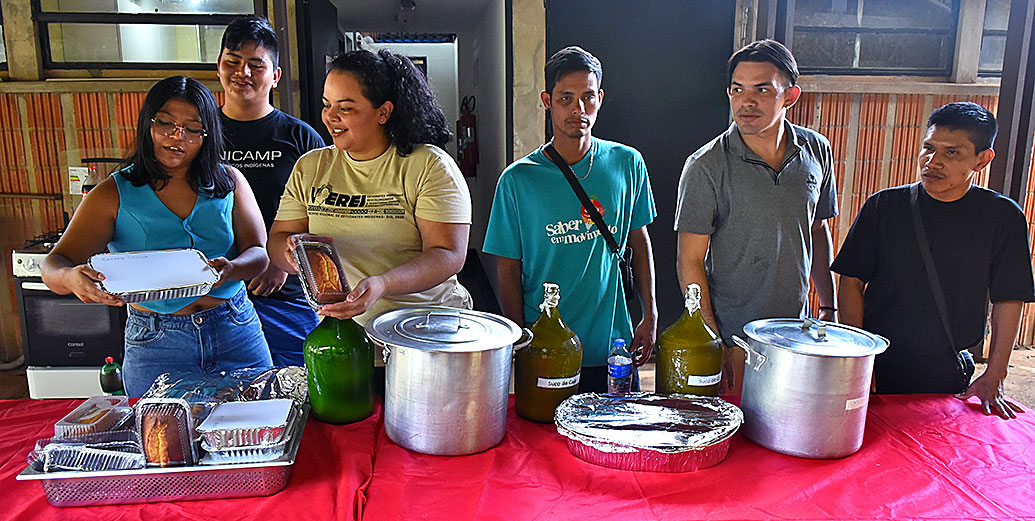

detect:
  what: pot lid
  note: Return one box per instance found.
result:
[742,318,888,357]
[365,306,523,352]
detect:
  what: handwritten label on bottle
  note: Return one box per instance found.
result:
[537,372,580,389]
[687,373,721,386]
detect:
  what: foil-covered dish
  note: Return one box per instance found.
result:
[88,249,219,303]
[196,399,294,450]
[554,393,743,472]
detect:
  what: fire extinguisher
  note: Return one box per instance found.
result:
[457,95,478,177]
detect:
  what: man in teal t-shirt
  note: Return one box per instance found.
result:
[483,46,657,393]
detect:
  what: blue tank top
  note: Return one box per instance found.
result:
[108,168,243,313]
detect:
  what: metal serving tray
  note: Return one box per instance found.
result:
[17,406,309,507]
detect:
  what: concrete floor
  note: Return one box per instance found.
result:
[0,346,1032,407]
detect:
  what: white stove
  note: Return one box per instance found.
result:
[13,230,126,399]
[12,231,60,278]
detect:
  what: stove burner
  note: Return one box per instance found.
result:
[22,230,63,250]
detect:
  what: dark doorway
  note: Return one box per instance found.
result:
[546,1,735,327]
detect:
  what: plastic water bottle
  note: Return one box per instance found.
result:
[607,339,633,394]
[99,356,124,396]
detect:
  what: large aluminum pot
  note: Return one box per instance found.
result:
[732,318,888,459]
[365,307,531,456]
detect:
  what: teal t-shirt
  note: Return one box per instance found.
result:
[483,138,656,366]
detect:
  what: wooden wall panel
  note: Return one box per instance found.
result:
[73,93,115,159]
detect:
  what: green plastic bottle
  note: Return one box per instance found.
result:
[515,283,583,423]
[657,283,723,396]
[99,356,124,396]
[303,316,374,424]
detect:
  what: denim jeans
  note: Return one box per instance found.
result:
[122,286,273,397]
[250,296,319,367]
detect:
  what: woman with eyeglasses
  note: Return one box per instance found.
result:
[269,49,472,391]
[42,76,273,397]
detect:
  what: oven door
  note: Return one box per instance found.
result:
[16,279,126,367]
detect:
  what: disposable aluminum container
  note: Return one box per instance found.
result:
[196,399,294,450]
[89,249,219,303]
[198,408,299,465]
[54,396,130,437]
[555,393,743,472]
[135,398,197,467]
[17,406,309,507]
[28,430,145,473]
[292,238,350,308]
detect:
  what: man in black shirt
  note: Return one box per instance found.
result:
[833,102,1034,419]
[218,16,326,365]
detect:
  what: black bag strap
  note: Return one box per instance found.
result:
[543,142,623,257]
[910,183,961,355]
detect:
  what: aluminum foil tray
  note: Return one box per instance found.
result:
[199,407,299,465]
[555,393,743,473]
[89,249,219,304]
[28,430,144,473]
[16,406,308,507]
[196,399,294,450]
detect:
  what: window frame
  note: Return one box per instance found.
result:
[0,3,8,71]
[31,0,261,71]
[791,0,961,77]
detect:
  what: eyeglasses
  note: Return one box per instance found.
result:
[151,117,207,143]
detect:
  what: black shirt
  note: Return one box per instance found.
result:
[221,108,326,302]
[832,184,1035,393]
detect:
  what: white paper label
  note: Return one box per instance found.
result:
[845,396,867,411]
[537,372,580,389]
[68,166,87,195]
[687,372,722,386]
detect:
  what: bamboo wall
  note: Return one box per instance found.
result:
[0,87,223,362]
[789,92,1035,347]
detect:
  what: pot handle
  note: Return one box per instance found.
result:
[513,328,533,353]
[731,335,767,371]
[369,337,391,365]
[801,317,829,341]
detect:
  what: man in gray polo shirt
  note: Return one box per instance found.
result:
[675,39,837,371]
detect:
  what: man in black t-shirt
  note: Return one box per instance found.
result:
[833,102,1034,419]
[217,16,326,366]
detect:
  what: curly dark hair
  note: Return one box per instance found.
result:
[327,49,451,156]
[122,76,233,198]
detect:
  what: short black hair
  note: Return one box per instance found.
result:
[927,102,998,152]
[221,16,279,68]
[545,46,602,95]
[727,39,798,86]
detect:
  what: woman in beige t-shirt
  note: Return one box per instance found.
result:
[270,49,472,325]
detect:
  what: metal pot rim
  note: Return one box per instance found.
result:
[743,318,889,357]
[365,306,523,353]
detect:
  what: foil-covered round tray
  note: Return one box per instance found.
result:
[554,393,743,472]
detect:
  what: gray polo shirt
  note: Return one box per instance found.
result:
[674,120,837,340]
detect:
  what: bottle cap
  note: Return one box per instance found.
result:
[614,339,625,347]
[104,356,114,363]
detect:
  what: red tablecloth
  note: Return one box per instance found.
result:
[2,395,1034,521]
[0,399,381,521]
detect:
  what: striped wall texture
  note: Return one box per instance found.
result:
[0,89,224,361]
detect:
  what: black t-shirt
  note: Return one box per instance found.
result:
[221,108,326,302]
[831,184,1035,393]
